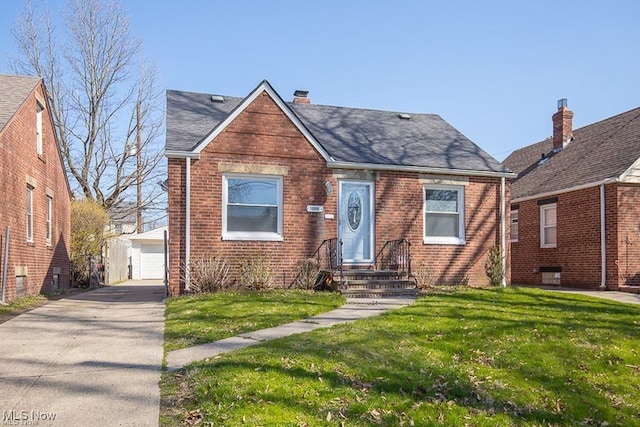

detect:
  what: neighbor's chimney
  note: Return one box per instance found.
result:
[552,98,573,151]
[293,90,310,104]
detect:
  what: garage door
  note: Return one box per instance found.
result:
[140,243,165,279]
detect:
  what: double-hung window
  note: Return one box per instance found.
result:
[540,203,557,248]
[36,102,43,155]
[424,185,465,245]
[26,186,34,242]
[222,174,283,241]
[510,209,519,242]
[46,196,53,245]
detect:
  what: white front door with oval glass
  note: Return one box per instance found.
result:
[339,181,374,264]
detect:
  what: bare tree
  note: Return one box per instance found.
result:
[11,0,165,229]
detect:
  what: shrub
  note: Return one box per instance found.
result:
[414,261,435,289]
[181,254,231,294]
[238,253,273,290]
[293,258,320,290]
[484,244,504,286]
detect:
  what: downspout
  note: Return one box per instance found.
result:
[500,177,507,287]
[185,157,191,291]
[600,184,607,290]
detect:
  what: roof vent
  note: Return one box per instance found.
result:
[398,113,411,120]
[211,95,224,103]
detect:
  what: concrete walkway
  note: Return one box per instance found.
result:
[544,287,640,305]
[165,297,415,371]
[0,281,166,427]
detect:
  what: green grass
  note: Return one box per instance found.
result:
[0,294,50,323]
[163,289,345,353]
[160,287,640,426]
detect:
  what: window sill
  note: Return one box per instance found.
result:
[541,245,557,249]
[222,233,283,242]
[423,237,466,245]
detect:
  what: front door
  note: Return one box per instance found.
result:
[339,181,374,264]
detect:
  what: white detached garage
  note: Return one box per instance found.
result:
[130,226,168,280]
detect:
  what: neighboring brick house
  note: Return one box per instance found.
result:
[504,99,640,290]
[0,75,72,301]
[165,80,514,295]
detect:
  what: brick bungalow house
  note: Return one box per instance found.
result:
[0,75,72,301]
[504,99,640,290]
[165,80,514,295]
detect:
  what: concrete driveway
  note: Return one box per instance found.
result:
[0,281,165,426]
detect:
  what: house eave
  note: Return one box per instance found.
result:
[327,161,516,179]
[511,177,620,203]
[165,150,201,159]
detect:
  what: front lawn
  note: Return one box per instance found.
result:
[161,287,640,426]
[164,289,345,353]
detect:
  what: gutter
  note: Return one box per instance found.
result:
[501,177,507,287]
[185,158,191,291]
[600,184,607,290]
[512,177,618,203]
[327,161,516,179]
[165,150,200,159]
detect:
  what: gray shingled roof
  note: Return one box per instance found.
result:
[0,74,41,133]
[504,107,640,200]
[166,83,510,174]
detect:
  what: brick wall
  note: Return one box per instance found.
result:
[167,92,507,293]
[615,184,640,286]
[0,82,71,301]
[510,184,622,289]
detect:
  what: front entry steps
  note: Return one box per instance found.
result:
[337,269,419,298]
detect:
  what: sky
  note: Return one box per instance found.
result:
[0,0,638,161]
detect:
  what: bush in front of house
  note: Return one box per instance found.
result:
[293,258,321,290]
[238,253,273,290]
[484,244,504,286]
[181,254,231,294]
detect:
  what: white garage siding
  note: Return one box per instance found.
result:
[129,226,168,280]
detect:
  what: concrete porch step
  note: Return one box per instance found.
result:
[341,287,419,298]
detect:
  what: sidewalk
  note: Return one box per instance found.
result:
[0,281,165,427]
[165,297,416,371]
[544,287,640,305]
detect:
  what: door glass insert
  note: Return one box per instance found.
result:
[347,191,362,231]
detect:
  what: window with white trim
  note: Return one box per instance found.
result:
[36,102,43,155]
[510,209,519,242]
[424,185,465,245]
[222,174,283,241]
[46,196,53,245]
[26,186,34,242]
[540,203,557,248]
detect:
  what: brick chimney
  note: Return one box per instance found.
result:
[552,98,573,151]
[293,90,310,104]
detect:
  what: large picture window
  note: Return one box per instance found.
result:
[540,203,557,248]
[222,174,283,241]
[424,185,465,245]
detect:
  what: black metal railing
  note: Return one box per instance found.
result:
[312,238,343,280]
[373,238,412,277]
